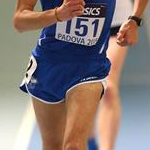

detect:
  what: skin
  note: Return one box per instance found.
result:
[96,0,149,149]
[13,0,149,150]
[97,37,127,150]
[32,82,103,150]
[14,2,103,150]
[88,36,127,150]
[13,0,85,32]
[117,0,149,46]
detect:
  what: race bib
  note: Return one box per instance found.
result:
[55,3,107,46]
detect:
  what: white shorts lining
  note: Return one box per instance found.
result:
[66,77,107,95]
[24,77,107,104]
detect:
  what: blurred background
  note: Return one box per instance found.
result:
[0,1,150,150]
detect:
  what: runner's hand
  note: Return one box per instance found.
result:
[116,20,138,46]
[56,0,85,21]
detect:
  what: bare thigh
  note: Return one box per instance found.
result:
[63,82,103,150]
[32,98,67,150]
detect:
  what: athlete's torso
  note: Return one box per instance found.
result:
[34,0,116,59]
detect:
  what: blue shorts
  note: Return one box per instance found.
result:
[20,54,110,104]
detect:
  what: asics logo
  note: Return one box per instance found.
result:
[84,7,101,16]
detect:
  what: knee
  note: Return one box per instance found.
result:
[63,141,82,150]
[42,138,62,150]
[64,144,79,150]
[102,81,119,105]
[106,81,118,97]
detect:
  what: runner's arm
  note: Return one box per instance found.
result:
[132,0,149,17]
[116,0,149,46]
[13,0,85,32]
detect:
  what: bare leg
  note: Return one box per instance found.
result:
[32,98,67,150]
[63,82,103,150]
[97,36,128,150]
[88,123,98,150]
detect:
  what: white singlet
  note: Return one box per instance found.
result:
[111,0,133,27]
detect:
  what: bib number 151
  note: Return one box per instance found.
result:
[66,18,99,37]
[55,4,106,46]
